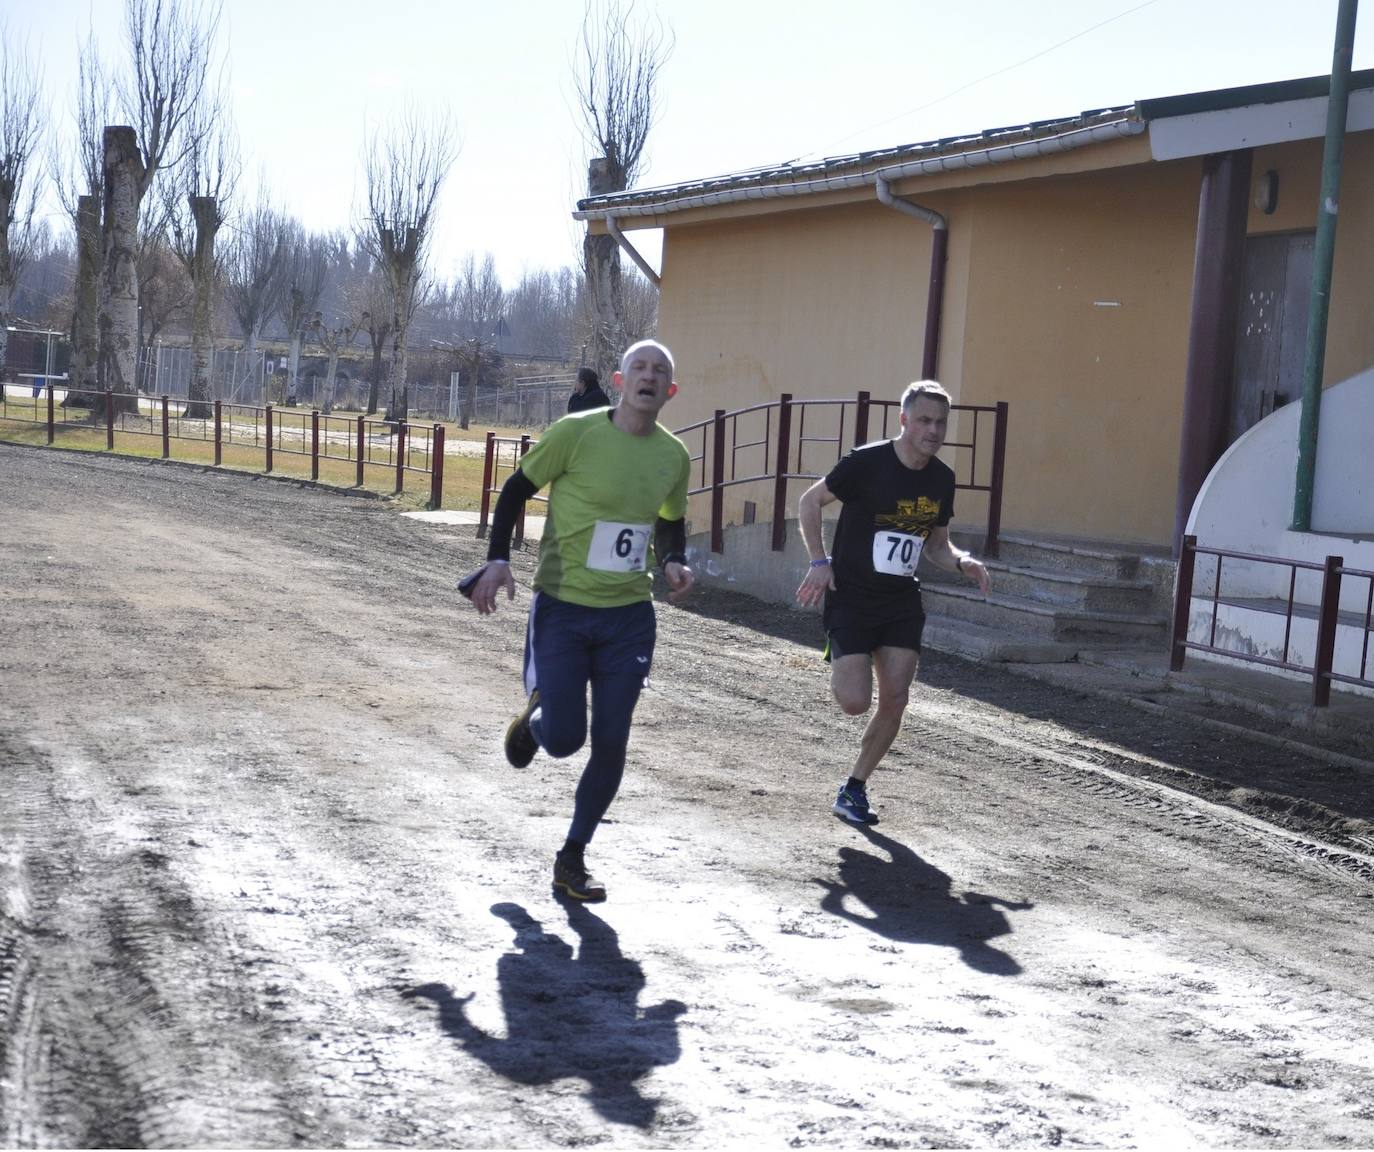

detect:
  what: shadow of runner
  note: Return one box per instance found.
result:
[815,825,1033,975]
[402,901,686,1128]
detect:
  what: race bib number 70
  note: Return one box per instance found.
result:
[588,520,652,572]
[872,530,923,578]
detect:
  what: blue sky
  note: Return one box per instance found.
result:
[15,0,1373,286]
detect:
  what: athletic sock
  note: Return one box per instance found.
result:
[845,777,867,794]
[559,838,586,860]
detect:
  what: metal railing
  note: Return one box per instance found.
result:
[1171,534,1374,706]
[1,383,446,508]
[476,390,1009,557]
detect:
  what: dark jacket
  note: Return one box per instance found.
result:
[567,381,611,413]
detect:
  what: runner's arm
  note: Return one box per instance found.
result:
[654,515,694,602]
[923,525,991,594]
[796,479,838,607]
[460,469,539,614]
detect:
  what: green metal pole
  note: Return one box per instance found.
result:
[1293,0,1359,531]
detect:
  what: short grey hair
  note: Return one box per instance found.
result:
[620,339,675,376]
[900,380,951,412]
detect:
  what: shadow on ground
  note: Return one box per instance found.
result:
[403,901,686,1128]
[816,823,1033,975]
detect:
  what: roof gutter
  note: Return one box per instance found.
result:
[573,117,1144,221]
[875,175,947,380]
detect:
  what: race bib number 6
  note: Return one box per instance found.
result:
[872,530,923,578]
[588,520,652,572]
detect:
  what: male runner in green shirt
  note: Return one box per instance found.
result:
[461,340,693,902]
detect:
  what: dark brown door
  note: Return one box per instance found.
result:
[1230,231,1315,443]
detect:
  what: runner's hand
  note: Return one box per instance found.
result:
[796,561,834,608]
[961,557,992,596]
[466,562,515,615]
[664,561,694,603]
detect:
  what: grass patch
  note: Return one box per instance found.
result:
[0,413,492,512]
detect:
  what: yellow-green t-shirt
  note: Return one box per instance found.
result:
[520,409,691,607]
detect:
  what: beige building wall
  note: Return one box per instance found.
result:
[648,128,1374,551]
[954,159,1202,545]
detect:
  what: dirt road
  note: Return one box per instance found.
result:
[2,442,1373,1148]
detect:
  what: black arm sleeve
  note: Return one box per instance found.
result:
[654,516,687,569]
[487,469,539,561]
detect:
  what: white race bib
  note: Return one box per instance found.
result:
[588,520,652,572]
[872,530,923,577]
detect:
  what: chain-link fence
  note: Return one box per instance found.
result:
[138,344,267,405]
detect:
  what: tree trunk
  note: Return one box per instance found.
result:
[98,127,144,412]
[367,340,382,416]
[66,195,102,408]
[322,347,339,415]
[186,195,218,420]
[0,181,10,387]
[584,158,626,381]
[287,332,301,406]
[383,274,410,426]
[460,350,481,431]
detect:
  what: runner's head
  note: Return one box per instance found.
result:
[613,340,678,409]
[899,380,951,414]
[898,380,951,459]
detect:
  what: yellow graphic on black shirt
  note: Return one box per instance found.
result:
[876,496,942,537]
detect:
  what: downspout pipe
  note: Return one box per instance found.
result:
[606,216,661,289]
[875,175,947,380]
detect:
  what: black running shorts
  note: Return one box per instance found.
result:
[823,590,925,660]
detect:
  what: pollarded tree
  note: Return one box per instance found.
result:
[276,225,329,405]
[574,0,670,379]
[165,100,236,418]
[99,0,222,404]
[52,31,112,395]
[306,308,365,414]
[0,25,45,384]
[358,104,456,425]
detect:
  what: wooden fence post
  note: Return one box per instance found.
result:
[265,403,274,473]
[311,409,320,481]
[771,394,792,552]
[1313,555,1344,707]
[711,410,726,555]
[213,400,222,465]
[430,424,445,509]
[161,395,170,458]
[105,389,115,450]
[355,415,365,487]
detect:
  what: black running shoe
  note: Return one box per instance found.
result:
[833,785,879,825]
[553,848,607,902]
[503,690,540,768]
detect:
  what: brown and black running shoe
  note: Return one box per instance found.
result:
[553,847,607,902]
[503,690,540,768]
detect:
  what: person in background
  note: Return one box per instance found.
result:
[567,367,611,413]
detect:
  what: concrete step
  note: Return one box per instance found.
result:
[921,616,1079,663]
[923,559,1155,614]
[922,583,1169,647]
[980,533,1148,582]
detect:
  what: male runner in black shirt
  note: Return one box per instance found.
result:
[796,381,991,824]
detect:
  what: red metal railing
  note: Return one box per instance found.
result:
[671,390,1007,556]
[2,384,446,508]
[1172,534,1374,706]
[476,391,1009,557]
[477,430,542,547]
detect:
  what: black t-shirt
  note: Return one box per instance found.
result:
[824,440,955,604]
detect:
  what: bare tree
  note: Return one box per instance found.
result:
[0,25,45,384]
[99,0,222,404]
[620,265,658,346]
[451,252,505,429]
[506,265,579,359]
[358,105,456,425]
[52,32,112,395]
[165,100,236,418]
[306,308,365,414]
[574,0,670,378]
[222,197,289,360]
[276,225,329,405]
[346,267,392,416]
